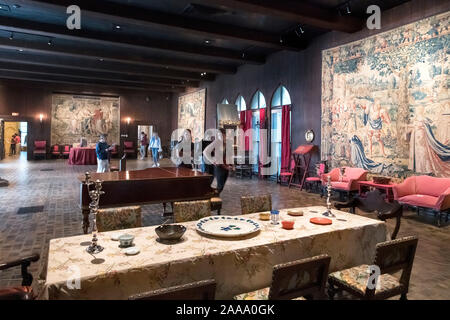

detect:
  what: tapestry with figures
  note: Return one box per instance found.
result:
[321,11,450,177]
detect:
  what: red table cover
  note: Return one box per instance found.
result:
[68,147,97,165]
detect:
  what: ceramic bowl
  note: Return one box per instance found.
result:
[155,224,186,241]
[281,220,295,230]
[259,212,270,221]
[118,234,135,247]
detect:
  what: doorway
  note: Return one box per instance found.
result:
[137,125,153,159]
[2,121,28,159]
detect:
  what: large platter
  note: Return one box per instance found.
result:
[196,216,260,238]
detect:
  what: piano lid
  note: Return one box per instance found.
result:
[292,145,317,155]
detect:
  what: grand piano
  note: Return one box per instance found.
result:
[79,167,214,233]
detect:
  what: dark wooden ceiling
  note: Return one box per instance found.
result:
[0,0,411,93]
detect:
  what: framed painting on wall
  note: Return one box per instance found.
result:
[177,89,206,141]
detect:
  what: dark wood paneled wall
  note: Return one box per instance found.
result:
[172,0,450,166]
[0,81,174,160]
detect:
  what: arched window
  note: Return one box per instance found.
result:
[250,91,266,173]
[271,86,292,176]
[250,91,266,109]
[235,95,246,112]
[221,98,229,104]
[271,85,291,107]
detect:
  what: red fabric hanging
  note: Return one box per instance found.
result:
[281,105,291,173]
[259,108,266,176]
[245,109,252,151]
[238,111,246,151]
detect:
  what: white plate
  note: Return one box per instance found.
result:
[196,216,260,238]
[123,247,140,255]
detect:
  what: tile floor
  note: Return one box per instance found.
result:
[0,152,449,299]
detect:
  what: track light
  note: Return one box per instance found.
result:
[48,38,52,46]
[279,36,283,44]
[299,26,304,34]
[346,4,351,14]
[9,32,13,40]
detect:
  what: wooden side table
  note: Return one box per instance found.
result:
[357,181,394,202]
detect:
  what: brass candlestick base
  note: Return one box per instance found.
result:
[83,172,105,254]
[323,176,336,218]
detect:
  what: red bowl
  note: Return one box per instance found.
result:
[282,220,295,230]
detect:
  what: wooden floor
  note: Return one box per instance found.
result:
[0,152,449,299]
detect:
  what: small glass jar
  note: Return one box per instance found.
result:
[270,210,280,225]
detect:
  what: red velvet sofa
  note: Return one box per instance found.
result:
[321,167,368,198]
[393,175,450,226]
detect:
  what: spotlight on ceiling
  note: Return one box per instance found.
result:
[99,58,104,62]
[18,49,24,52]
[12,4,21,9]
[9,32,13,40]
[114,24,121,30]
[346,4,351,14]
[204,39,212,45]
[200,72,207,77]
[47,38,52,46]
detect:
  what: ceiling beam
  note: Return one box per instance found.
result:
[0,61,196,87]
[32,0,305,50]
[0,15,265,64]
[195,0,364,33]
[0,50,213,82]
[0,70,185,92]
[0,37,235,74]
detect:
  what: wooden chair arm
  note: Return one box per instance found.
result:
[0,254,40,286]
[0,254,40,271]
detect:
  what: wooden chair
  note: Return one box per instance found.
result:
[334,189,402,239]
[33,140,47,160]
[61,145,71,158]
[129,279,216,300]
[173,200,211,223]
[234,254,331,300]
[240,194,272,215]
[96,206,142,232]
[0,254,40,300]
[210,196,222,215]
[328,236,418,300]
[51,144,61,158]
[123,141,136,158]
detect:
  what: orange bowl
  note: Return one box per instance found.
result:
[281,220,295,230]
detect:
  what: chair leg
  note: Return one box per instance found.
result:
[217,209,221,216]
[436,211,442,227]
[327,280,337,300]
[400,293,407,300]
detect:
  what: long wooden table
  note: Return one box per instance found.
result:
[41,206,387,300]
[79,167,214,233]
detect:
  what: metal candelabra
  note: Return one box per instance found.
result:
[322,176,335,218]
[83,172,104,254]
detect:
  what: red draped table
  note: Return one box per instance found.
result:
[68,147,97,165]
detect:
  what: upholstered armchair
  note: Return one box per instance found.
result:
[321,167,368,199]
[0,254,40,300]
[393,175,450,226]
[96,206,142,232]
[173,200,211,223]
[240,194,272,215]
[33,140,47,160]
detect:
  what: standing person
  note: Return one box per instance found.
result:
[148,132,162,167]
[14,133,21,155]
[175,129,194,169]
[95,134,114,173]
[139,131,148,160]
[10,134,16,156]
[213,128,233,195]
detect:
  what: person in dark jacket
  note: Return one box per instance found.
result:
[96,134,113,173]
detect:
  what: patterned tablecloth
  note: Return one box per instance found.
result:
[40,206,387,300]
